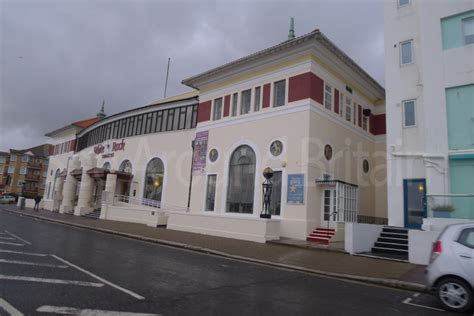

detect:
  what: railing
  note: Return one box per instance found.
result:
[427,194,474,220]
[357,215,388,225]
[112,194,188,213]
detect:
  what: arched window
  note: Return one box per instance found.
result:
[226,145,256,213]
[119,160,132,173]
[51,169,61,199]
[144,158,164,203]
[102,162,111,171]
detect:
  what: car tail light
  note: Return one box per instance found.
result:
[430,240,442,263]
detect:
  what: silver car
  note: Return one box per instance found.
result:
[426,223,474,313]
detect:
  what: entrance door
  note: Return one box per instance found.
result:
[269,171,282,216]
[403,179,427,229]
[322,189,337,227]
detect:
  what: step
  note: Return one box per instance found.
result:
[380,232,408,239]
[306,237,330,244]
[310,231,335,236]
[313,228,335,232]
[373,242,408,250]
[383,227,408,234]
[371,246,408,255]
[377,237,408,244]
[309,234,333,239]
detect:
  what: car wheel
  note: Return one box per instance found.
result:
[437,277,473,313]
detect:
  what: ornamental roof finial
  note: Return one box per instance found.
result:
[288,17,295,40]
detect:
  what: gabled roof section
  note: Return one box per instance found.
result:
[182,29,384,100]
[9,144,51,158]
[72,117,99,128]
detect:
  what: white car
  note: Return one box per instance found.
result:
[426,223,474,313]
[0,195,16,204]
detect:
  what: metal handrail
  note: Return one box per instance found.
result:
[113,194,187,212]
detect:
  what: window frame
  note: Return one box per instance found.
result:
[254,86,261,112]
[462,16,474,45]
[398,0,410,8]
[345,97,352,122]
[400,40,414,66]
[457,228,474,249]
[324,84,332,111]
[402,99,417,128]
[231,93,238,117]
[273,79,286,108]
[240,89,252,115]
[213,98,223,121]
[205,174,217,212]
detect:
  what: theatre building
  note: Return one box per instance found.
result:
[43,29,387,243]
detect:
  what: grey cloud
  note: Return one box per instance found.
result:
[0,0,384,151]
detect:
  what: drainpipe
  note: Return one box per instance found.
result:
[186,140,195,212]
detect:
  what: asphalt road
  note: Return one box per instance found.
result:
[0,210,467,315]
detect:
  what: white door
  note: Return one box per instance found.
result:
[322,189,337,227]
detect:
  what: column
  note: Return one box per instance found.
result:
[60,157,80,214]
[74,153,97,216]
[100,173,117,220]
[53,177,65,211]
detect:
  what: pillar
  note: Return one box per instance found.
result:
[53,177,65,211]
[74,153,97,216]
[60,157,80,214]
[100,173,118,220]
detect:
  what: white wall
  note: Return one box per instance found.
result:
[102,204,168,227]
[408,230,441,265]
[344,222,383,254]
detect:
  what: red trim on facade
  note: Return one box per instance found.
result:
[370,113,386,135]
[197,101,212,123]
[358,105,362,127]
[262,84,271,108]
[334,89,339,114]
[288,72,324,105]
[223,95,230,117]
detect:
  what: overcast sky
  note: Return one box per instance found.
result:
[0,0,384,151]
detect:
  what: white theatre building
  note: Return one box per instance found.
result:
[385,0,474,231]
[43,28,388,243]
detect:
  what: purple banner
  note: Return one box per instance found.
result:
[192,131,209,172]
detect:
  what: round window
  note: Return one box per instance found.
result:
[209,148,219,162]
[363,159,370,174]
[324,144,333,161]
[270,140,283,157]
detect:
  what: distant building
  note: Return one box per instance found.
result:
[384,0,474,229]
[0,144,52,198]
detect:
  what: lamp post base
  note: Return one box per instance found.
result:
[260,213,271,219]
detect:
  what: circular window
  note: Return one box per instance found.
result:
[363,159,370,174]
[270,140,283,157]
[324,144,333,161]
[209,148,219,162]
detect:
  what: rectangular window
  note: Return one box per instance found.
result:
[156,112,163,132]
[273,79,286,107]
[8,166,14,174]
[324,84,332,110]
[167,109,175,131]
[240,89,251,114]
[185,107,193,129]
[21,155,30,163]
[339,93,344,117]
[353,102,357,125]
[213,98,223,121]
[254,86,261,112]
[463,17,474,45]
[0,156,5,163]
[19,167,27,175]
[400,40,413,65]
[231,93,238,116]
[403,100,416,127]
[345,97,352,122]
[10,154,16,162]
[362,115,369,131]
[178,108,187,130]
[398,0,409,7]
[205,174,217,211]
[269,171,282,216]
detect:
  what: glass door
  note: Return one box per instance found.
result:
[403,179,427,229]
[322,189,336,226]
[269,171,282,216]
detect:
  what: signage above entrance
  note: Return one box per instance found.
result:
[94,139,126,155]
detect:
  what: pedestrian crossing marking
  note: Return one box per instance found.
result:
[0,259,68,268]
[0,249,47,257]
[36,306,161,315]
[0,297,24,316]
[0,274,104,287]
[5,231,31,245]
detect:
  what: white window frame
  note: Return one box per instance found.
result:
[254,86,261,112]
[273,79,286,107]
[402,99,417,128]
[339,93,344,117]
[345,97,352,122]
[400,40,414,66]
[20,167,27,175]
[462,16,474,45]
[8,166,15,174]
[324,84,332,111]
[231,93,238,117]
[362,115,369,131]
[240,89,252,115]
[10,154,16,162]
[212,97,223,121]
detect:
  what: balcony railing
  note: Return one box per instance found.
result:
[427,194,474,221]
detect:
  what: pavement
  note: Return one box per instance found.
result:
[0,205,426,291]
[0,210,466,315]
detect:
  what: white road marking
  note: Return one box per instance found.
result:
[413,293,420,297]
[0,241,24,246]
[0,259,68,268]
[0,297,24,316]
[0,236,15,240]
[402,297,445,312]
[36,306,161,315]
[0,274,104,287]
[5,231,31,245]
[52,255,145,300]
[0,249,47,256]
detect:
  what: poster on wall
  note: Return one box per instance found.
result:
[192,131,209,173]
[287,173,305,205]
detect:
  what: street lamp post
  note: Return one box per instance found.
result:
[260,167,274,219]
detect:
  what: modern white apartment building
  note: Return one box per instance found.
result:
[385,0,474,229]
